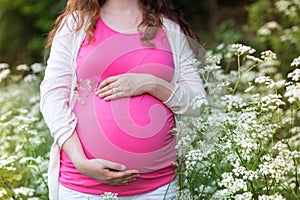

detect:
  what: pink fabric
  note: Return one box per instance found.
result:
[59,18,176,195]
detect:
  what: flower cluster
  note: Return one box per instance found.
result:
[291,56,300,67]
[0,63,10,83]
[102,192,119,200]
[175,45,300,199]
[0,63,49,199]
[288,68,300,81]
[276,0,300,18]
[258,21,281,36]
[231,44,256,55]
[261,50,277,61]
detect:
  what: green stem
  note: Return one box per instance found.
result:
[286,142,299,195]
[246,63,260,73]
[232,54,241,94]
[264,174,270,195]
[279,181,298,199]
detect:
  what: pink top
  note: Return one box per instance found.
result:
[59,18,176,195]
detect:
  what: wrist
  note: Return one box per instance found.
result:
[74,157,89,173]
[142,74,158,94]
[142,74,175,102]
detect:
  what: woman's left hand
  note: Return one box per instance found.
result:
[96,73,152,101]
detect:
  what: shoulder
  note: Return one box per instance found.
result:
[161,17,181,32]
[161,17,187,47]
[56,11,89,36]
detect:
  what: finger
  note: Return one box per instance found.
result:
[96,82,117,95]
[98,75,120,89]
[107,170,140,182]
[97,88,115,98]
[103,91,126,101]
[106,174,139,185]
[98,159,126,171]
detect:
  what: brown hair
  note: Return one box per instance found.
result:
[46,0,199,50]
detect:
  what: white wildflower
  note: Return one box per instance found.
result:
[0,63,9,69]
[220,95,244,111]
[13,187,34,197]
[102,192,118,200]
[257,27,271,36]
[19,156,43,164]
[0,189,7,198]
[231,44,256,55]
[291,56,300,67]
[285,84,300,103]
[206,55,222,66]
[290,126,300,134]
[261,50,277,61]
[176,189,195,200]
[191,95,208,110]
[261,94,285,111]
[0,155,17,168]
[204,65,221,71]
[264,21,281,29]
[281,27,299,43]
[212,189,232,199]
[31,63,45,73]
[244,85,254,93]
[16,64,30,71]
[218,172,248,194]
[258,21,281,36]
[276,0,300,17]
[232,162,258,181]
[258,193,286,200]
[259,148,295,183]
[216,43,226,50]
[272,140,288,151]
[213,81,230,92]
[255,76,273,84]
[23,74,38,82]
[185,149,211,173]
[246,55,263,63]
[288,68,300,81]
[0,69,10,83]
[272,80,286,89]
[234,192,253,200]
[276,0,291,11]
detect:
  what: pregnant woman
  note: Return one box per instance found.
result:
[40,0,206,199]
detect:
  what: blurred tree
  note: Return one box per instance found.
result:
[173,0,254,46]
[244,0,300,74]
[0,0,65,65]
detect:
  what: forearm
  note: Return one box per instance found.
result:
[61,130,87,169]
[144,74,175,102]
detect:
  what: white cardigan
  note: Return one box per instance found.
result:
[40,14,206,200]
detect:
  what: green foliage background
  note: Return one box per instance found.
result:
[0,0,66,64]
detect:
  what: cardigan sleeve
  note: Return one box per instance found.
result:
[163,19,206,117]
[40,16,78,148]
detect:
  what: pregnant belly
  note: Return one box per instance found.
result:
[73,92,176,173]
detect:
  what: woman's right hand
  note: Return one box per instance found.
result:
[75,158,140,185]
[62,130,140,185]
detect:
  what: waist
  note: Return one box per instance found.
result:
[59,161,177,196]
